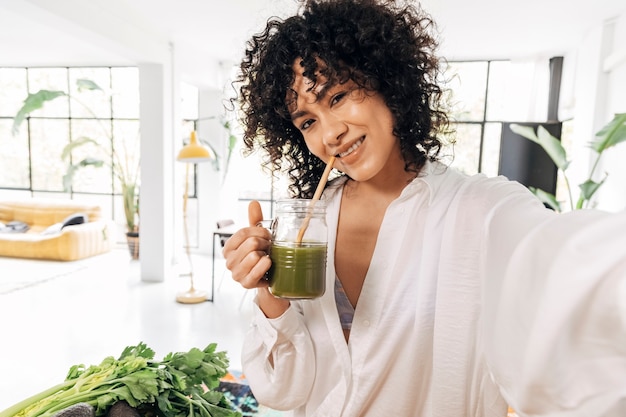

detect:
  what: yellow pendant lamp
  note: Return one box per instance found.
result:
[177,130,213,163]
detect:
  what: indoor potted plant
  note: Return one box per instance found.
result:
[510,113,626,212]
[12,79,141,258]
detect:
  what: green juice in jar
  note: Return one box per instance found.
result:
[268,242,327,299]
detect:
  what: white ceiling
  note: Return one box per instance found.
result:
[1,0,625,89]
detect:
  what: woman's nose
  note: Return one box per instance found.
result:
[321,113,347,146]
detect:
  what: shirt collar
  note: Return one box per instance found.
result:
[401,160,453,207]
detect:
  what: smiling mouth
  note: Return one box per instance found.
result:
[336,137,364,158]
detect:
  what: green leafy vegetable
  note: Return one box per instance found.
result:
[0,342,241,417]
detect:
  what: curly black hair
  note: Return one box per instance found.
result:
[235,0,449,198]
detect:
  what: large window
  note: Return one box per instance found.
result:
[441,60,570,181]
[0,67,140,241]
[0,67,208,247]
[1,61,568,240]
[0,67,206,246]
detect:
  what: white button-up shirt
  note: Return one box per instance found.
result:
[242,162,626,417]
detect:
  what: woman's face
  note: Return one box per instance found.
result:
[287,60,403,183]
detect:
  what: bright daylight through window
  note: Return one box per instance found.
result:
[0,62,562,239]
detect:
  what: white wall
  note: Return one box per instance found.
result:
[550,11,626,212]
[138,62,177,282]
[596,13,626,211]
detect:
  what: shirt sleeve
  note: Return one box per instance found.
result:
[483,204,626,417]
[241,295,316,410]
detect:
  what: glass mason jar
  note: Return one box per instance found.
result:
[267,199,328,299]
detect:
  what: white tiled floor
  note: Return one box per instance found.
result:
[0,249,253,411]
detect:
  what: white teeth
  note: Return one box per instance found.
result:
[339,138,364,158]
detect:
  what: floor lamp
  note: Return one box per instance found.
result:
[175,130,213,304]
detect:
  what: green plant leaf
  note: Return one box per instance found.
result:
[76,78,103,92]
[119,342,155,360]
[223,133,238,177]
[579,177,606,201]
[536,126,571,171]
[590,113,626,153]
[529,186,562,212]
[79,157,105,168]
[63,166,79,191]
[122,183,138,231]
[62,159,105,191]
[509,124,570,171]
[61,136,102,160]
[12,90,67,136]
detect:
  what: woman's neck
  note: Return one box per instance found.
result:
[344,163,417,201]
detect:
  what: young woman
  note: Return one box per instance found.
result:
[222,1,626,416]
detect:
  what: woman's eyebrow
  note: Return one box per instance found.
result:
[287,81,336,120]
[290,109,307,121]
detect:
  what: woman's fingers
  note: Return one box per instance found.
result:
[223,225,271,259]
[248,200,264,227]
[223,201,272,288]
[236,253,271,289]
[225,231,271,288]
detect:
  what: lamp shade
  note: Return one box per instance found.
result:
[177,131,213,163]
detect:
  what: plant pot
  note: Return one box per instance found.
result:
[126,231,139,260]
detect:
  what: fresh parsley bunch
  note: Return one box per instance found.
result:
[0,342,241,417]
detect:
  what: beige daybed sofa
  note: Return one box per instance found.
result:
[0,198,113,261]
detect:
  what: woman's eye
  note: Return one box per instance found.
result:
[330,92,347,106]
[300,119,314,130]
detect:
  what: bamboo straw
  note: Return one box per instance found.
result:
[296,156,336,244]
